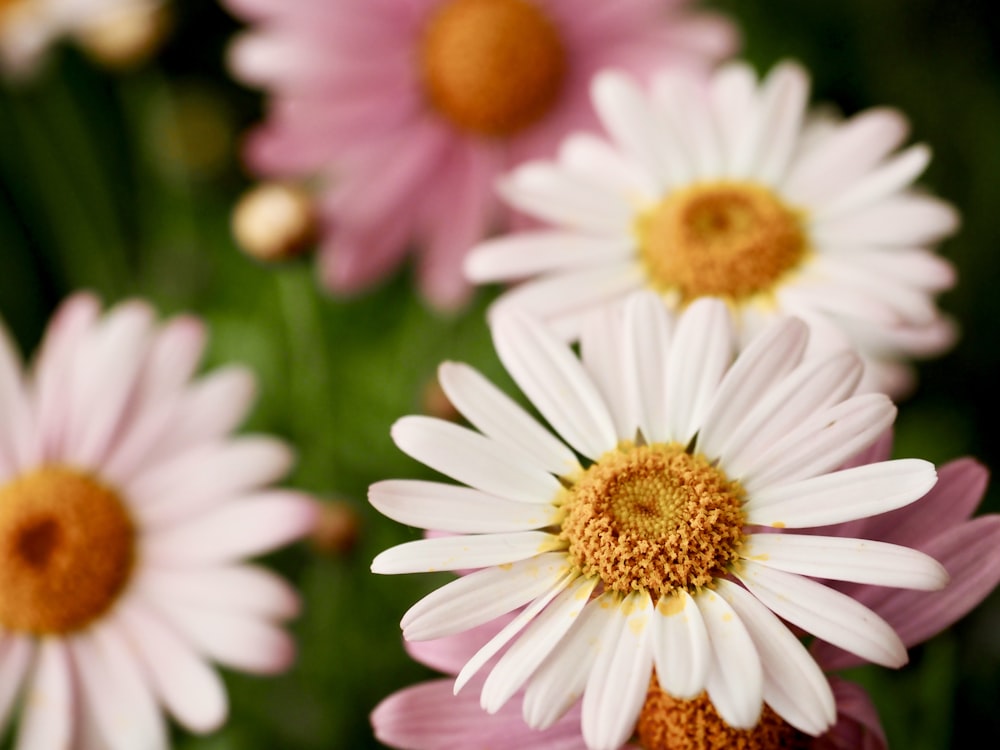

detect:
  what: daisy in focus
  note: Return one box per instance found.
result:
[0,292,316,748]
[222,0,738,309]
[372,436,1000,750]
[0,0,169,78]
[371,618,888,750]
[370,290,948,750]
[465,59,960,397]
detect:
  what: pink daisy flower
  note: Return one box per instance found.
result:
[0,292,317,748]
[371,616,888,750]
[222,0,739,309]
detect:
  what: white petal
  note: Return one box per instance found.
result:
[151,602,295,674]
[737,393,899,493]
[127,436,296,527]
[744,61,810,184]
[465,231,633,282]
[372,531,564,575]
[400,552,571,641]
[491,308,618,460]
[696,317,808,461]
[695,590,763,730]
[454,570,576,697]
[0,322,32,476]
[369,479,559,533]
[717,350,863,479]
[716,580,836,736]
[742,533,948,590]
[391,416,562,503]
[782,107,910,205]
[498,162,632,235]
[814,144,931,219]
[735,561,907,667]
[488,264,645,341]
[522,595,612,731]
[591,70,673,190]
[811,194,959,247]
[135,565,301,620]
[15,639,74,750]
[664,298,734,445]
[623,291,674,444]
[557,132,659,198]
[744,458,937,528]
[116,603,228,734]
[70,621,168,750]
[0,635,33,732]
[579,300,634,439]
[710,61,759,172]
[651,71,723,181]
[480,575,599,713]
[142,491,316,566]
[651,591,710,699]
[581,592,654,750]
[438,361,579,476]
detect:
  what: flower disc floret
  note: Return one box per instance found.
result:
[559,442,746,598]
[0,466,134,634]
[420,0,566,136]
[638,181,809,304]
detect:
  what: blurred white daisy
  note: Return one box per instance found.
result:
[1,0,168,78]
[465,59,960,397]
[370,290,947,750]
[0,292,316,748]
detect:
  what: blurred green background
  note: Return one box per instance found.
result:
[1,0,999,747]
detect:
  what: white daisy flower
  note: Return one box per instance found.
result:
[465,59,960,398]
[370,290,947,750]
[0,292,317,748]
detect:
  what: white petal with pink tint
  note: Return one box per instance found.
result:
[143,491,316,566]
[15,639,74,750]
[117,603,228,733]
[437,361,579,476]
[135,565,301,620]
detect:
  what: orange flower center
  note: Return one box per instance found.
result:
[0,466,135,634]
[637,182,809,305]
[419,0,567,136]
[558,442,746,599]
[637,676,811,749]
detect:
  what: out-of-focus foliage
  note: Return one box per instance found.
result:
[1,1,998,748]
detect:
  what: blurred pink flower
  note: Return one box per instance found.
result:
[0,292,317,748]
[222,0,738,310]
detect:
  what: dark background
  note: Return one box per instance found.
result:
[1,1,999,747]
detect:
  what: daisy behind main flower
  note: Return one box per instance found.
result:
[0,292,316,748]
[222,0,738,309]
[370,290,948,750]
[465,59,959,396]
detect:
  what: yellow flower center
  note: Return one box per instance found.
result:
[0,466,136,634]
[637,676,812,750]
[637,182,809,305]
[558,442,746,599]
[419,0,567,136]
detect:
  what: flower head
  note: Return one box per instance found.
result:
[0,292,316,747]
[222,0,738,309]
[465,60,960,396]
[370,290,948,749]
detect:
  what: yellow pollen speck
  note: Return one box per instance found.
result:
[0,466,135,635]
[657,594,686,617]
[558,442,746,600]
[419,0,566,136]
[637,676,811,749]
[771,521,786,529]
[636,181,809,305]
